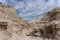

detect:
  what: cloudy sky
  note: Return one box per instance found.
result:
[0,0,60,21]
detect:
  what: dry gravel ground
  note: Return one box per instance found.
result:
[0,31,52,40]
[0,30,47,40]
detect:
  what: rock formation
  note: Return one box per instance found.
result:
[0,2,60,40]
[0,3,33,40]
[28,8,60,40]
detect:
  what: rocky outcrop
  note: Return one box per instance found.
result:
[0,2,60,40]
[28,8,60,40]
[0,3,33,40]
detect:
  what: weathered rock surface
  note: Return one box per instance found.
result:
[0,3,60,40]
[0,3,33,40]
[28,8,60,40]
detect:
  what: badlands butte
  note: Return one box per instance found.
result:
[0,2,60,40]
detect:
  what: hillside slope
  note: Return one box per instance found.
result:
[0,3,60,40]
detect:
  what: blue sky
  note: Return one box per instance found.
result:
[0,0,60,21]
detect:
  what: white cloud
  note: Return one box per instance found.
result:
[2,0,60,21]
[0,0,6,3]
[14,0,51,21]
[15,2,25,9]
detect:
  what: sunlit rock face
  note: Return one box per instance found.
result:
[0,2,60,40]
[28,7,60,40]
[44,8,60,22]
[0,3,33,40]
